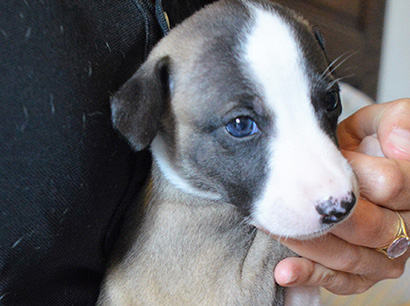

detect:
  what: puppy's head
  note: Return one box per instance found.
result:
[112,0,358,239]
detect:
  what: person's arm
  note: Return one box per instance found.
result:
[274,98,410,295]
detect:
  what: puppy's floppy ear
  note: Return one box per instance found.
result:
[111,56,171,151]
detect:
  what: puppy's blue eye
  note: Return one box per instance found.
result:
[226,117,259,138]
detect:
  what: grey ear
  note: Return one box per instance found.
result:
[111,56,171,151]
[312,26,326,51]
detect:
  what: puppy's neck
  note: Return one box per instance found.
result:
[148,160,225,209]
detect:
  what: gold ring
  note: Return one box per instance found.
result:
[377,212,410,259]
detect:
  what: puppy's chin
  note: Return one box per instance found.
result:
[289,224,335,240]
[252,222,335,241]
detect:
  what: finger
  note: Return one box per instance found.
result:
[274,257,374,295]
[377,99,410,160]
[356,134,384,157]
[277,233,406,283]
[338,99,410,161]
[343,150,410,210]
[331,197,399,249]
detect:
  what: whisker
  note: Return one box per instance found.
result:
[326,52,357,79]
[321,51,357,81]
[320,51,351,79]
[326,73,355,91]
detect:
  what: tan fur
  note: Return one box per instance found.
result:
[98,165,290,305]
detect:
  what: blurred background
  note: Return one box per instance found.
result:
[273,0,410,103]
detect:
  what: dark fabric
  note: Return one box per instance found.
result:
[0,0,214,305]
[162,0,216,27]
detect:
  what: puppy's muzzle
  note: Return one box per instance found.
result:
[315,192,356,224]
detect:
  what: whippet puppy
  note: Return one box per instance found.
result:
[98,0,358,305]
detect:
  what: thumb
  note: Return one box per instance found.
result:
[273,257,370,295]
[338,98,410,161]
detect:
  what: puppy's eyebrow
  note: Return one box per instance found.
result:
[218,93,265,116]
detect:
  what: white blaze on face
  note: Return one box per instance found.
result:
[245,5,356,238]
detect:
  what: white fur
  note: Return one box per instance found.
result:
[245,5,357,238]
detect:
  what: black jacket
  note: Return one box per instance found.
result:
[0,1,214,304]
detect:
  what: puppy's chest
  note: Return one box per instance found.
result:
[121,199,289,305]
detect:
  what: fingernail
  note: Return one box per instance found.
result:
[388,128,410,155]
[283,271,299,285]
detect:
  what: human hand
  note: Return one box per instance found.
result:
[274,98,410,295]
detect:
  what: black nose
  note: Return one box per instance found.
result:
[315,193,356,224]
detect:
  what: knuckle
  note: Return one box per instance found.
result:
[355,279,374,294]
[369,222,388,246]
[386,263,405,279]
[363,211,388,242]
[317,268,337,286]
[375,159,405,203]
[336,247,362,273]
[324,274,374,295]
[390,98,410,113]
